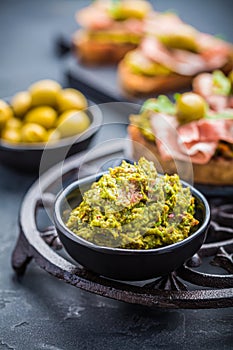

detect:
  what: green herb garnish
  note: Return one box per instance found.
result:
[214,33,227,41]
[206,110,233,120]
[141,95,176,115]
[212,70,231,96]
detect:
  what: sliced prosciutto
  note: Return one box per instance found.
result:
[197,33,232,70]
[145,12,197,39]
[192,73,213,97]
[76,6,113,30]
[150,114,233,164]
[140,29,233,77]
[229,97,233,108]
[141,37,175,70]
[124,19,144,35]
[149,113,192,161]
[77,7,145,34]
[141,37,208,76]
[76,0,146,34]
[205,95,229,111]
[193,72,232,111]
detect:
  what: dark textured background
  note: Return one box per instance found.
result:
[0,1,233,349]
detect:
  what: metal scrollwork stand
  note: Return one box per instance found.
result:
[12,141,233,308]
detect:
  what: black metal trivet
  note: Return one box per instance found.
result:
[12,140,233,308]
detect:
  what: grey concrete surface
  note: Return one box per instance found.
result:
[0,1,232,349]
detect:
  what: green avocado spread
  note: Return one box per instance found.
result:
[66,158,199,249]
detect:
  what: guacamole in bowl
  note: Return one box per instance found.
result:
[66,158,199,249]
[54,158,210,281]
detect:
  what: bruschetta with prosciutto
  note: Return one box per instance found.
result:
[128,90,233,185]
[73,0,152,65]
[119,12,233,96]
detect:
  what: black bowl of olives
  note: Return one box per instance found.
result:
[0,80,102,172]
[54,158,210,281]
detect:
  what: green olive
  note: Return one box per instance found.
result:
[21,123,48,143]
[47,128,61,143]
[5,118,22,130]
[57,110,90,138]
[110,0,151,20]
[176,92,206,124]
[11,91,32,117]
[159,32,197,51]
[56,88,87,112]
[29,79,61,107]
[1,128,21,143]
[126,51,170,76]
[0,100,13,129]
[25,106,57,129]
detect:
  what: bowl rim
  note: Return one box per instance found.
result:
[0,98,103,151]
[54,171,211,255]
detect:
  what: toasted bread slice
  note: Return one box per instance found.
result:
[72,30,137,65]
[118,60,193,96]
[118,56,233,97]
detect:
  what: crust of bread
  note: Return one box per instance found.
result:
[128,124,233,185]
[118,60,193,96]
[72,30,137,65]
[118,57,233,97]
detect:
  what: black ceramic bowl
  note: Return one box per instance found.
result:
[54,172,210,281]
[0,103,102,172]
